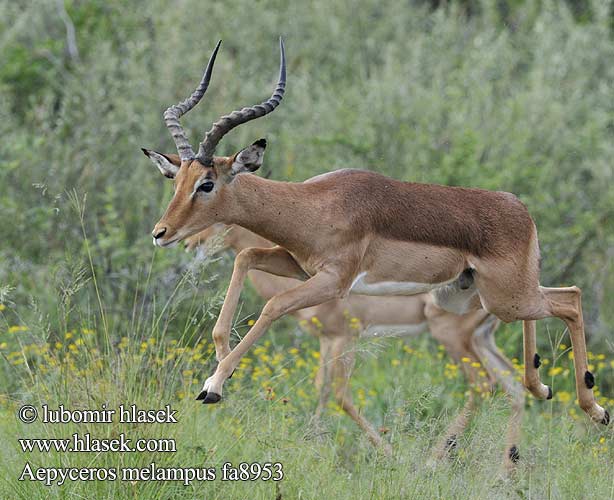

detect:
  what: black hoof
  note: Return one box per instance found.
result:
[546,386,553,400]
[202,392,221,404]
[585,370,595,389]
[602,410,610,426]
[195,390,208,401]
[445,434,457,453]
[533,353,541,369]
[508,445,520,463]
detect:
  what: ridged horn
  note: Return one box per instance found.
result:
[163,40,222,161]
[196,37,286,166]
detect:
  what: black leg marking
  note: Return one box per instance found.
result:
[508,445,520,463]
[547,386,553,400]
[227,368,236,379]
[445,434,457,453]
[584,370,595,389]
[196,390,207,401]
[203,392,221,404]
[602,410,610,426]
[533,353,541,369]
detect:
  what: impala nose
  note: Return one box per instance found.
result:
[152,227,167,240]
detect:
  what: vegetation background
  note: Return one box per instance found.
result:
[0,0,613,498]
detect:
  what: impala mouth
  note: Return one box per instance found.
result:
[153,237,180,248]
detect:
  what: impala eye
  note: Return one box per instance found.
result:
[198,181,214,193]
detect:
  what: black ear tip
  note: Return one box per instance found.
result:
[253,138,267,148]
[141,148,150,157]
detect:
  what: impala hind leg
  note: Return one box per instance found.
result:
[430,344,483,461]
[314,335,334,420]
[522,320,552,401]
[479,275,609,424]
[209,246,308,364]
[430,391,477,462]
[541,286,609,424]
[470,315,524,470]
[199,270,345,403]
[329,335,392,455]
[424,304,486,462]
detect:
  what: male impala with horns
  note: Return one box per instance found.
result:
[142,39,609,431]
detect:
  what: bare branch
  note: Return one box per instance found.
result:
[56,0,80,64]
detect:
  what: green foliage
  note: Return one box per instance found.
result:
[2,0,613,344]
[1,1,614,496]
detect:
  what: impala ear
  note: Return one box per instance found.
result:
[231,139,267,175]
[141,148,181,179]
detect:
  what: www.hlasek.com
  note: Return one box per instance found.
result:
[16,404,283,486]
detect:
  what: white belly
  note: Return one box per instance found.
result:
[349,271,461,296]
[360,322,427,339]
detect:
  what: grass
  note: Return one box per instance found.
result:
[1,295,613,499]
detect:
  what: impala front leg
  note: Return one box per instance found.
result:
[211,246,308,362]
[198,270,347,403]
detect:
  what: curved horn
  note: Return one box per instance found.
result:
[163,40,222,162]
[196,37,286,166]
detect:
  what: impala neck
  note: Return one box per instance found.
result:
[222,174,308,253]
[225,225,275,254]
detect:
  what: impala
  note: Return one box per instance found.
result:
[185,224,524,465]
[143,39,608,430]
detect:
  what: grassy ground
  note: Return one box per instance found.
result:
[1,312,613,499]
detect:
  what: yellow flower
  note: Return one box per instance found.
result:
[247,319,255,326]
[557,391,572,403]
[470,361,481,368]
[0,304,5,311]
[548,367,563,377]
[310,316,323,328]
[391,359,400,367]
[461,357,471,363]
[8,325,28,334]
[559,344,567,350]
[64,332,73,340]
